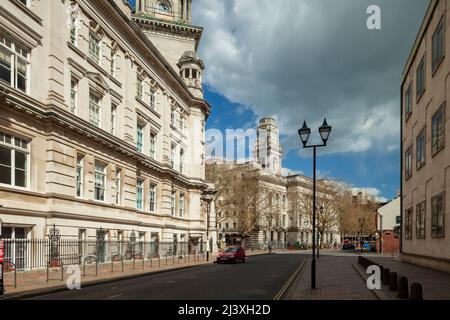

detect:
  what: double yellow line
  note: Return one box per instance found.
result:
[273,259,307,300]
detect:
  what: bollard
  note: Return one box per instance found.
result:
[398,276,409,299]
[410,283,423,300]
[382,268,390,285]
[389,272,398,291]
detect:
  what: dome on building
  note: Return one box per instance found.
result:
[178,50,205,69]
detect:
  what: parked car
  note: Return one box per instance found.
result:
[217,246,246,264]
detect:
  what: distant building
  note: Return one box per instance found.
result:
[206,118,341,249]
[376,198,400,254]
[401,0,450,272]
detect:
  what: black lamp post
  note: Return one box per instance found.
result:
[201,189,217,262]
[298,118,332,290]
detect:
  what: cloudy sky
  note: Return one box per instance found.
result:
[187,0,429,201]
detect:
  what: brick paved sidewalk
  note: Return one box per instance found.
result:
[1,250,272,298]
[284,255,377,300]
[370,257,450,300]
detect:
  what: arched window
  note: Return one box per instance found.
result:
[158,1,171,13]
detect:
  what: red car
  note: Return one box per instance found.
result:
[217,246,246,264]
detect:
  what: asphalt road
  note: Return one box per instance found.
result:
[27,253,305,300]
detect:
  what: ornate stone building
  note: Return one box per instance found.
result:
[206,118,341,249]
[0,0,216,262]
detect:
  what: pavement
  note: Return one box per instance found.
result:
[284,254,377,300]
[24,253,306,300]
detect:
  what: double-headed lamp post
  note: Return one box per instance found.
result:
[298,118,332,290]
[201,189,217,262]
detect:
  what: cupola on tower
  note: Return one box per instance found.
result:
[133,0,203,75]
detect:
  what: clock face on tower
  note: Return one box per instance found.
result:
[158,1,171,13]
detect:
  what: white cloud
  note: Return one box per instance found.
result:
[193,0,428,157]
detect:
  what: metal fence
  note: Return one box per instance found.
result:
[0,239,206,270]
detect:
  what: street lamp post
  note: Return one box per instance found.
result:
[298,119,332,290]
[201,189,217,262]
[317,205,324,259]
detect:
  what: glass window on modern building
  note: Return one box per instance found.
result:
[432,17,445,73]
[70,77,78,114]
[416,128,426,169]
[94,161,106,201]
[136,122,144,152]
[416,56,426,99]
[0,131,29,188]
[150,132,156,160]
[179,193,185,217]
[171,191,176,216]
[416,201,426,239]
[405,85,412,120]
[89,91,101,127]
[149,183,157,212]
[89,33,100,64]
[136,178,144,210]
[432,103,445,155]
[405,146,413,179]
[115,168,121,205]
[0,32,30,93]
[431,193,445,238]
[76,154,84,197]
[405,208,413,240]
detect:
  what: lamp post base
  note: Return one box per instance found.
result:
[311,259,316,289]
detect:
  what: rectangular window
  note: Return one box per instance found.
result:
[416,128,426,169]
[70,25,77,46]
[150,132,156,160]
[416,56,425,99]
[89,92,101,127]
[171,144,176,169]
[171,191,176,216]
[405,85,412,119]
[111,104,117,135]
[416,201,426,239]
[432,193,445,238]
[432,104,445,155]
[149,183,157,212]
[150,89,156,109]
[136,179,144,210]
[76,154,84,197]
[89,33,100,64]
[432,18,445,73]
[179,149,184,173]
[179,193,185,217]
[136,76,143,99]
[115,168,121,205]
[0,131,29,188]
[405,146,412,179]
[70,78,78,114]
[0,32,30,93]
[405,208,413,240]
[171,110,175,127]
[94,161,106,201]
[137,123,144,152]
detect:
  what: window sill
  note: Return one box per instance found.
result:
[136,97,161,118]
[0,183,30,192]
[416,162,426,171]
[432,56,445,77]
[432,145,445,158]
[405,112,412,123]
[416,89,425,103]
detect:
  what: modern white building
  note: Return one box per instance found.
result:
[0,0,216,267]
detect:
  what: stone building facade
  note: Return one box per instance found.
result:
[206,118,340,249]
[0,0,216,263]
[401,0,450,272]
